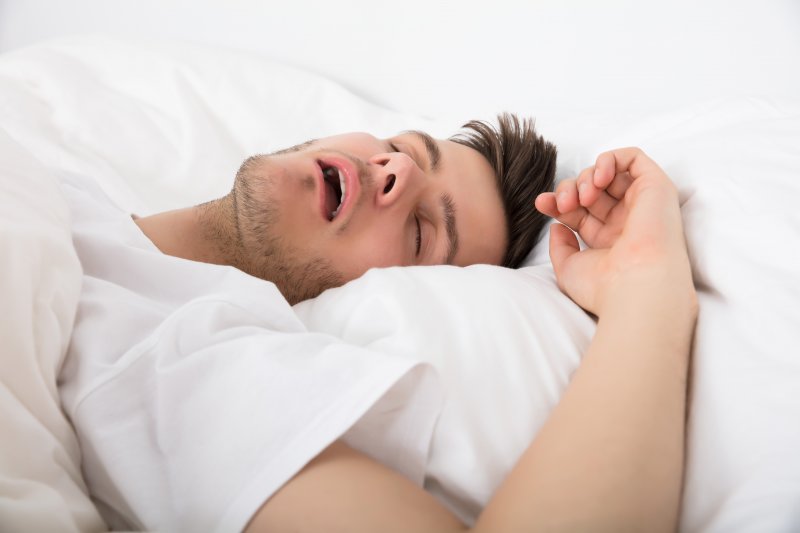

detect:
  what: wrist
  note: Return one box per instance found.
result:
[599,265,698,323]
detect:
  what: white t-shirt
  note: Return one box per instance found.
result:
[58,174,443,532]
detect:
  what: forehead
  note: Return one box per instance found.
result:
[432,137,507,266]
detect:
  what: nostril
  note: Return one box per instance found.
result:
[383,174,396,194]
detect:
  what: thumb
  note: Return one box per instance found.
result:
[549,223,580,280]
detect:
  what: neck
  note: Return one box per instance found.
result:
[134,195,243,268]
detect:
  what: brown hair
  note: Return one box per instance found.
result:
[450,113,557,268]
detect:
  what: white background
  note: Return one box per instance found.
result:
[1,0,798,121]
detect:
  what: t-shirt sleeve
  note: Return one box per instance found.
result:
[66,295,443,533]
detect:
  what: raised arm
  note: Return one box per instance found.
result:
[246,147,697,533]
[485,147,697,531]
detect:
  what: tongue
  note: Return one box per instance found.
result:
[325,181,339,218]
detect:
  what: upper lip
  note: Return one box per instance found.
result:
[316,155,360,223]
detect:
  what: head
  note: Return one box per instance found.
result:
[212,113,556,304]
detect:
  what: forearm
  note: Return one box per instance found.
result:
[474,277,696,532]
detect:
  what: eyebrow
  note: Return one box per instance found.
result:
[402,130,441,172]
[441,193,459,265]
[392,130,454,263]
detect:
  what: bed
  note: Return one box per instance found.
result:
[1,1,799,531]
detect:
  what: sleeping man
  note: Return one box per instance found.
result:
[60,113,697,532]
[133,114,556,304]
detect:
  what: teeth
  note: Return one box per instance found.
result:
[333,167,345,220]
[323,165,346,221]
[338,168,346,205]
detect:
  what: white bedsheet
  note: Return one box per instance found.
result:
[1,36,799,531]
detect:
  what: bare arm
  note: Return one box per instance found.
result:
[476,277,695,532]
[246,148,696,533]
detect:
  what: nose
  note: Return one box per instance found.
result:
[368,152,418,208]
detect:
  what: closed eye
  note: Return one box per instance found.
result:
[414,214,422,256]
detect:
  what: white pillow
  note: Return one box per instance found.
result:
[294,264,595,522]
[0,128,105,530]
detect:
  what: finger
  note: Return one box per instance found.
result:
[593,147,664,185]
[536,191,594,235]
[554,179,579,213]
[605,171,634,200]
[549,223,580,280]
[576,165,602,207]
[553,202,591,233]
[549,205,619,249]
[584,188,619,223]
[567,211,617,248]
[540,179,611,235]
[592,150,618,189]
[534,192,558,218]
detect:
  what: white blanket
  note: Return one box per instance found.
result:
[1,36,799,531]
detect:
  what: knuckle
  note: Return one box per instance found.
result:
[633,146,651,159]
[579,166,594,184]
[556,179,574,194]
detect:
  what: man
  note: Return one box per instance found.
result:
[133,113,556,304]
[61,113,696,532]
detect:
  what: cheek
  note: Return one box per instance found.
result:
[260,168,319,232]
[325,229,407,280]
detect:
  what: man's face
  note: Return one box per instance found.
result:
[233,131,507,303]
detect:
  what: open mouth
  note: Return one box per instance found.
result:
[320,162,346,221]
